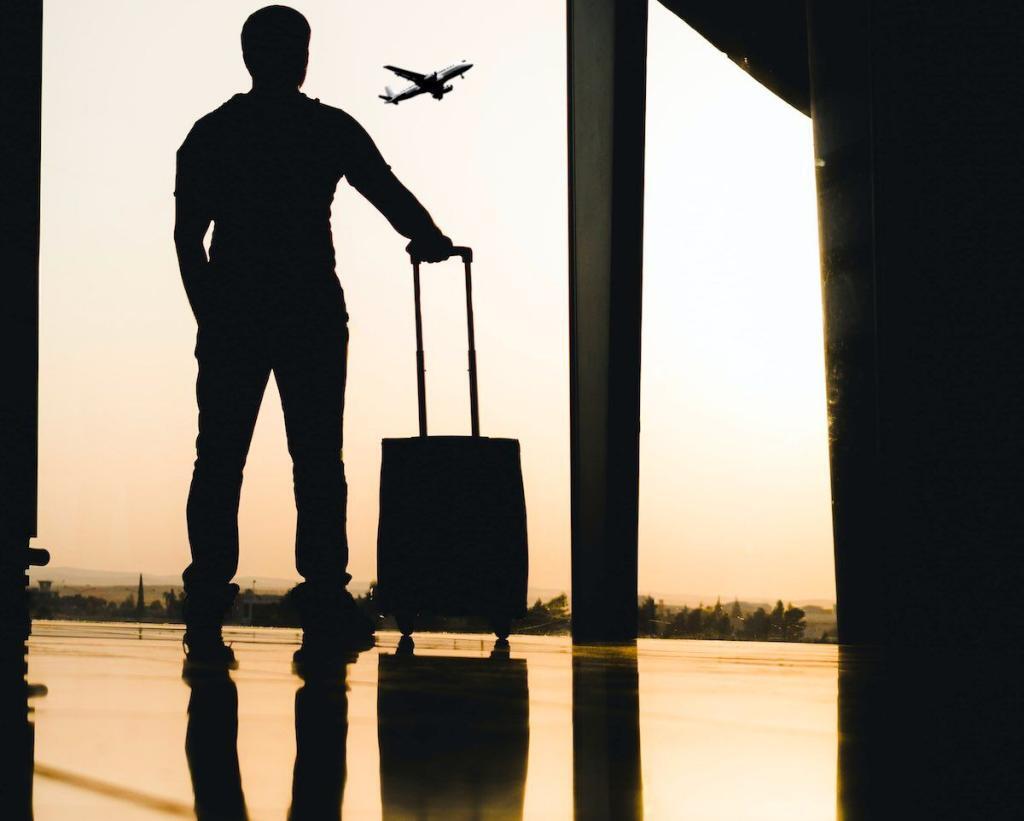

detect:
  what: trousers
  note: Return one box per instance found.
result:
[183,289,350,601]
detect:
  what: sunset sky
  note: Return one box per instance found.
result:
[38,1,834,602]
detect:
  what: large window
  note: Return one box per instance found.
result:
[640,5,835,609]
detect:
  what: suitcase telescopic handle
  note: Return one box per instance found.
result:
[410,246,480,438]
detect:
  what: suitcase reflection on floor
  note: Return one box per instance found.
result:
[377,642,529,820]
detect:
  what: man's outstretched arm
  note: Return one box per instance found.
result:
[344,124,453,262]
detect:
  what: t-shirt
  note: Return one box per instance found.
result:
[175,90,437,294]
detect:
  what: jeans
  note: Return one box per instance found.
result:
[183,290,350,603]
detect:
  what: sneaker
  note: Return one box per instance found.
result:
[182,629,238,674]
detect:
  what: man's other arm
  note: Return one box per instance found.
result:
[173,132,213,321]
[344,122,453,262]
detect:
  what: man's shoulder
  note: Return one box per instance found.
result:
[180,95,247,147]
[303,96,369,138]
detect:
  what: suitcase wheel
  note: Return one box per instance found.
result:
[396,611,416,638]
[396,635,415,656]
[490,616,511,641]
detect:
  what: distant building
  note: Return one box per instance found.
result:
[240,589,284,626]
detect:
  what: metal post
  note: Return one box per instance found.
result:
[412,261,428,437]
[463,257,481,437]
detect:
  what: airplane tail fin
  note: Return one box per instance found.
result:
[378,85,395,102]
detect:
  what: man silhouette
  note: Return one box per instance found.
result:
[175,5,453,666]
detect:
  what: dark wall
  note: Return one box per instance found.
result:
[809,1,1024,645]
[0,2,41,552]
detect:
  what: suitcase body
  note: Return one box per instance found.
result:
[375,248,528,638]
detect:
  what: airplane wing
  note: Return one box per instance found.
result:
[384,65,427,84]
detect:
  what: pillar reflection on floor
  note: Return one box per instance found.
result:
[377,639,530,820]
[837,647,1024,819]
[572,645,643,821]
[0,639,44,818]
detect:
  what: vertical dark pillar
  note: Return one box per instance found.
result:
[0,7,43,805]
[0,0,43,635]
[806,1,880,645]
[809,0,1024,646]
[567,0,648,643]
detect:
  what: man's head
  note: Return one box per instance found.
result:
[241,6,310,89]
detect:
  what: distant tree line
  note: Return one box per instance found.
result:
[638,596,811,642]
[31,585,821,643]
[29,590,169,621]
[512,593,571,634]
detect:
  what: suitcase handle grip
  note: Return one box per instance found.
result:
[411,247,480,438]
[409,245,473,264]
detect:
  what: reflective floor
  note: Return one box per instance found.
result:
[6,622,844,819]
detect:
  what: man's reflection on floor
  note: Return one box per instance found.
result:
[1,639,43,819]
[377,638,529,820]
[572,645,642,821]
[289,654,357,820]
[183,665,247,821]
[837,647,1023,819]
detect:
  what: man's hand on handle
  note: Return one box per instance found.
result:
[406,232,454,263]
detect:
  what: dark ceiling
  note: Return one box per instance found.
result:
[658,0,810,115]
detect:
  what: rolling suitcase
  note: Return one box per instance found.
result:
[375,247,528,639]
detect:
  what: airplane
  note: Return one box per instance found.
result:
[379,60,473,104]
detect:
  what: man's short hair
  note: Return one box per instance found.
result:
[241,6,311,86]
